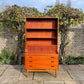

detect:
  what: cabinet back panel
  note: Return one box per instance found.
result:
[26,31,57,38]
[25,46,57,52]
[26,20,57,29]
[26,40,57,45]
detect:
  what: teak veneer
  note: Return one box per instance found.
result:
[25,17,59,77]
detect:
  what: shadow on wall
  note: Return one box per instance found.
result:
[65,24,84,57]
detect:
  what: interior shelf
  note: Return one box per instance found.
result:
[26,37,57,39]
[26,30,57,38]
[26,38,57,40]
[26,29,57,31]
[26,45,57,46]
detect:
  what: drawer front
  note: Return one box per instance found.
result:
[25,63,58,69]
[25,46,57,52]
[25,54,59,69]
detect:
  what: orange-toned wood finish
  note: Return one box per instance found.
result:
[25,17,59,77]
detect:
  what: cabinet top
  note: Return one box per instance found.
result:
[25,17,59,20]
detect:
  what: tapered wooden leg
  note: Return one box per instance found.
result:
[27,69,28,77]
[55,70,57,77]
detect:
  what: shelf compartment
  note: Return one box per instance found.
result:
[26,20,57,29]
[26,31,57,38]
[26,39,57,45]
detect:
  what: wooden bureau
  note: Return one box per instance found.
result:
[25,17,59,77]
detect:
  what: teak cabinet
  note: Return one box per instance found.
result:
[25,17,59,77]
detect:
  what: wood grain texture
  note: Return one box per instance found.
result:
[25,46,57,52]
[26,20,57,29]
[25,17,59,77]
[26,31,57,38]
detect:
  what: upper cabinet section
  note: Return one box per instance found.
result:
[25,17,58,29]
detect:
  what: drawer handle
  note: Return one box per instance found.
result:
[51,57,54,58]
[40,47,43,51]
[29,61,32,62]
[29,57,32,58]
[51,66,54,67]
[51,61,54,63]
[29,65,32,67]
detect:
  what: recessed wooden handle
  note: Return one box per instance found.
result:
[51,66,54,67]
[29,65,32,67]
[29,61,32,62]
[29,57,32,58]
[51,57,54,58]
[40,47,43,51]
[51,61,54,63]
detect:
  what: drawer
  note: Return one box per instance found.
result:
[25,60,58,64]
[25,62,58,69]
[25,55,58,62]
[25,54,59,69]
[25,58,58,65]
